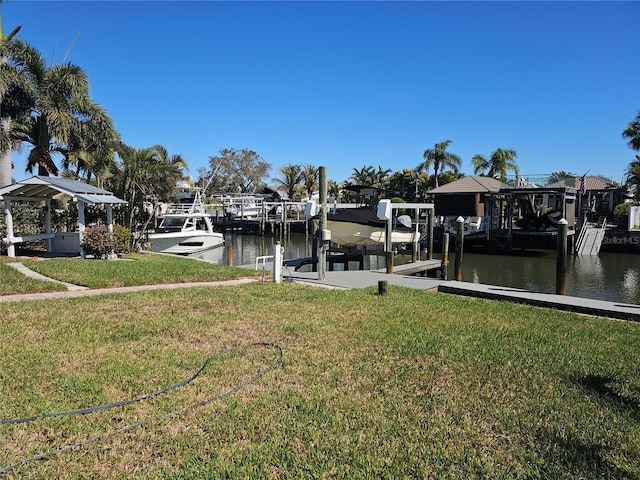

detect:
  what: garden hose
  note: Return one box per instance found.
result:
[0,342,283,475]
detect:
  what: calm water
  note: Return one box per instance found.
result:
[190,232,640,305]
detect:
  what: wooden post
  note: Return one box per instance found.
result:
[441,232,449,280]
[427,208,434,260]
[454,216,464,281]
[556,218,568,295]
[378,280,388,297]
[226,244,233,266]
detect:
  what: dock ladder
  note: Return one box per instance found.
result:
[576,218,607,255]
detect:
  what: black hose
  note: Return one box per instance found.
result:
[0,342,283,475]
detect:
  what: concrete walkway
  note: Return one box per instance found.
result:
[288,270,640,322]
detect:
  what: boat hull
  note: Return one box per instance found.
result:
[149,232,225,255]
[327,220,419,246]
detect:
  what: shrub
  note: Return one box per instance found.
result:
[112,224,132,254]
[613,203,631,228]
[81,226,114,258]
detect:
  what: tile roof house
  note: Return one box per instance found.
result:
[427,176,509,216]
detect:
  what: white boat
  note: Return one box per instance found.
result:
[440,215,488,241]
[149,187,224,255]
[223,195,264,219]
[326,207,420,246]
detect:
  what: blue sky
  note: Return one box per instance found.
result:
[4,1,639,186]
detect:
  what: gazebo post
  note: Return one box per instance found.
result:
[45,199,53,253]
[106,204,113,234]
[77,201,86,258]
[4,198,15,257]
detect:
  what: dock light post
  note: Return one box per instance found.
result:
[318,166,328,280]
[454,216,464,281]
[556,218,568,295]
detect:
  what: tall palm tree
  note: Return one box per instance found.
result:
[1,38,115,179]
[622,111,640,151]
[0,1,24,186]
[418,140,461,188]
[60,102,120,186]
[272,163,303,200]
[302,164,318,199]
[472,148,519,182]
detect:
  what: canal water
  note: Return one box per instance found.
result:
[190,232,640,305]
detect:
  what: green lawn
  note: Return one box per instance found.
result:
[0,283,638,478]
[1,252,255,291]
[0,259,67,295]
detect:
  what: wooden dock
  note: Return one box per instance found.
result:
[376,259,442,276]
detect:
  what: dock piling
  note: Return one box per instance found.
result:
[454,216,464,281]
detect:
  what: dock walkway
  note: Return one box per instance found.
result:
[288,270,640,322]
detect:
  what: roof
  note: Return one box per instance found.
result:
[428,176,508,194]
[547,175,619,192]
[0,176,127,205]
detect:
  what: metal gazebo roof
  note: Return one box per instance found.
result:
[0,176,127,206]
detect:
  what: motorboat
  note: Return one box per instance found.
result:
[326,207,420,246]
[223,195,264,219]
[149,187,224,255]
[317,186,421,247]
[441,215,488,240]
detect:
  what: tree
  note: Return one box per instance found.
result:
[302,164,318,199]
[418,140,461,188]
[622,111,640,151]
[1,38,116,180]
[349,165,391,188]
[272,163,303,200]
[471,148,519,182]
[0,1,24,186]
[626,155,640,203]
[386,168,430,201]
[546,171,575,186]
[202,148,271,194]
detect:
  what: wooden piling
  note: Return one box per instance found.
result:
[427,208,434,260]
[454,217,464,281]
[441,232,449,280]
[226,245,233,267]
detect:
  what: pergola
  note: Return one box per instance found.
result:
[0,176,127,258]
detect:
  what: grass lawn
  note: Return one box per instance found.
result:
[0,259,68,295]
[0,283,638,478]
[0,252,255,292]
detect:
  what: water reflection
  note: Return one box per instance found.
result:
[191,233,640,305]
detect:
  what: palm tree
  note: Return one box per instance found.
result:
[622,111,640,151]
[0,1,24,186]
[110,144,162,231]
[60,103,120,186]
[418,140,461,188]
[626,155,640,203]
[272,163,303,200]
[302,164,318,199]
[350,165,376,186]
[1,38,115,179]
[472,148,519,182]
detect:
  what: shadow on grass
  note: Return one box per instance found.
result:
[535,430,632,479]
[570,373,640,415]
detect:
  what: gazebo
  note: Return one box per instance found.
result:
[0,176,127,258]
